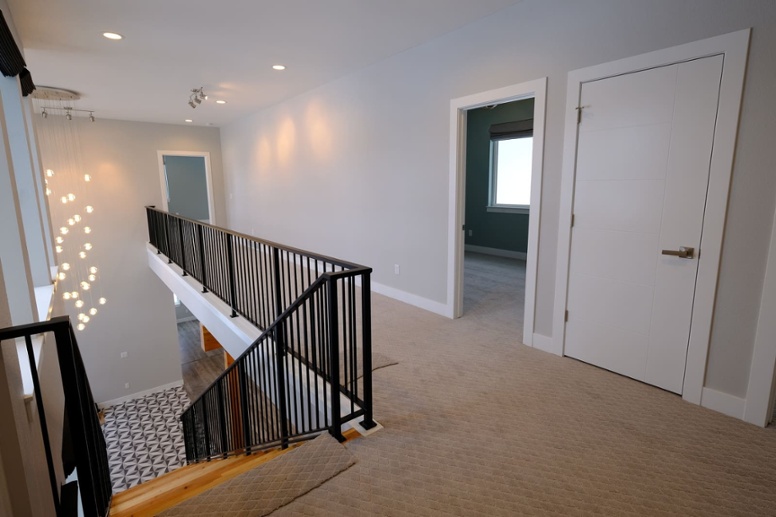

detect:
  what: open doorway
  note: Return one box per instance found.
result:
[157,151,215,224]
[448,78,547,346]
[462,100,533,331]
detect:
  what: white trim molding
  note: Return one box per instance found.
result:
[701,387,746,421]
[553,30,751,406]
[98,380,184,409]
[371,281,451,318]
[465,245,526,261]
[448,77,548,348]
[743,200,776,427]
[157,150,216,225]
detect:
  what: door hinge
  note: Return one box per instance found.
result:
[565,310,569,322]
[575,105,589,124]
[571,214,575,228]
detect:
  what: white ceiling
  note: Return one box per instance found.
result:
[6,0,522,127]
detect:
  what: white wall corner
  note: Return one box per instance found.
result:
[701,387,746,421]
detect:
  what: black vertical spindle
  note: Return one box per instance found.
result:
[327,278,344,442]
[226,233,238,318]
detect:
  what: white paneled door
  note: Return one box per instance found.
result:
[565,55,723,394]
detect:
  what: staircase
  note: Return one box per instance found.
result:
[146,206,376,463]
[109,428,361,516]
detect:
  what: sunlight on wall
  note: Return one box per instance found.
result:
[276,117,297,169]
[256,135,272,172]
[305,101,334,162]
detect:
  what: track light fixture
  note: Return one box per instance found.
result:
[188,87,208,109]
[39,106,97,121]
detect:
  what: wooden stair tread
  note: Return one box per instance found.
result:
[109,429,363,517]
[109,445,301,517]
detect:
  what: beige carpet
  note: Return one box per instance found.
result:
[160,433,356,516]
[263,252,776,516]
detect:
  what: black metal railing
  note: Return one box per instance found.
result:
[0,316,112,517]
[145,207,375,462]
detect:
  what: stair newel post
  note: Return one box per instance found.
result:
[275,322,290,449]
[327,276,344,442]
[360,271,377,430]
[226,233,238,318]
[216,379,229,458]
[197,223,208,293]
[178,218,188,276]
[238,360,252,455]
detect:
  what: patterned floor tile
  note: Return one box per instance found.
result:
[102,386,190,492]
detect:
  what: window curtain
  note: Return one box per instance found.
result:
[0,10,35,96]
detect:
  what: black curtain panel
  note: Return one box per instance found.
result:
[0,10,35,95]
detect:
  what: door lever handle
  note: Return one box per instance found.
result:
[661,246,694,259]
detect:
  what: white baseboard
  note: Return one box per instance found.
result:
[98,379,184,409]
[465,244,527,260]
[370,281,451,318]
[531,333,560,356]
[701,387,746,420]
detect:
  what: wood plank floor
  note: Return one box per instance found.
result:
[178,320,225,401]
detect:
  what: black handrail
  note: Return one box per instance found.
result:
[0,316,112,517]
[145,207,376,462]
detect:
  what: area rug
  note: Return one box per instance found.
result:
[160,433,356,516]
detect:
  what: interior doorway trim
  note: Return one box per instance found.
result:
[447,77,547,347]
[553,29,751,406]
[157,150,216,225]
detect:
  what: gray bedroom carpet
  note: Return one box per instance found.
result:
[267,253,776,516]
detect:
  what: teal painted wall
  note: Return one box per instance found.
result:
[464,99,534,253]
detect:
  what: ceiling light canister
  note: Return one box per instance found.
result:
[103,32,123,40]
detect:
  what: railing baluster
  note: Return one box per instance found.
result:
[226,233,238,318]
[145,207,374,460]
[327,278,344,442]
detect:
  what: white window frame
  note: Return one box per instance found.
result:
[487,134,533,214]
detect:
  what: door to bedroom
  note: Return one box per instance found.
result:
[564,55,723,394]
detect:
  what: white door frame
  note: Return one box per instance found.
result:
[157,150,216,225]
[553,29,750,406]
[744,204,776,426]
[447,78,547,346]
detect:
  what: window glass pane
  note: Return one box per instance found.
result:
[494,137,532,206]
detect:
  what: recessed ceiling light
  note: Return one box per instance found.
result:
[102,32,123,40]
[215,100,227,104]
[185,119,193,123]
[272,65,286,71]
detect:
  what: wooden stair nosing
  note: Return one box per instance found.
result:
[110,429,363,517]
[109,445,301,517]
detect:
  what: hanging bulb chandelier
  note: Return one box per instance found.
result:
[31,86,107,331]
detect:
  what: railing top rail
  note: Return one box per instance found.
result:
[146,206,371,273]
[0,315,71,340]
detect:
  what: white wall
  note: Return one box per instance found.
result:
[37,117,224,403]
[220,0,776,400]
